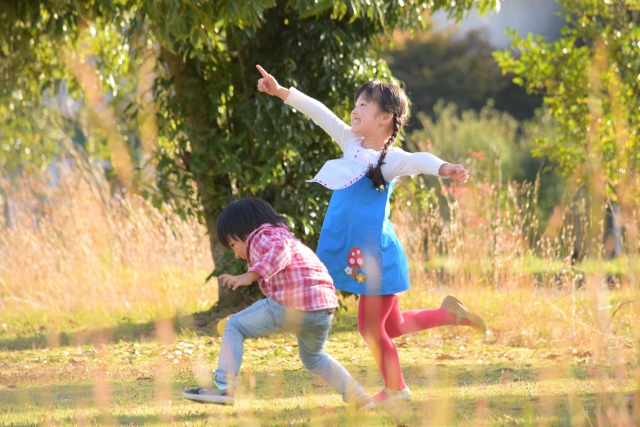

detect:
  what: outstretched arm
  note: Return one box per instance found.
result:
[255,64,358,152]
[383,149,469,183]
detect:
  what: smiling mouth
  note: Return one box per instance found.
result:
[352,119,361,124]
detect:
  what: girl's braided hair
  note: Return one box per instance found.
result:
[355,80,409,190]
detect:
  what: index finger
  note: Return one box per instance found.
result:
[256,64,270,79]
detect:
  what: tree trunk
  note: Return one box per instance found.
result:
[0,183,11,229]
[161,47,244,311]
[605,202,622,260]
[198,177,247,309]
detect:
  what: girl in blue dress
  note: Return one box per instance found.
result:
[256,65,486,403]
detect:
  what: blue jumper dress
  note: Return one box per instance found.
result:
[283,87,446,296]
[316,177,410,296]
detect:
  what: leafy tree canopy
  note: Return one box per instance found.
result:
[494,0,640,203]
[384,26,542,123]
[1,0,499,307]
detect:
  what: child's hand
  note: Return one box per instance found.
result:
[256,65,290,100]
[440,163,469,183]
[219,272,261,290]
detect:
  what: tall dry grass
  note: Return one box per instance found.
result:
[2,156,637,355]
[393,172,639,347]
[0,158,637,426]
[391,171,639,424]
[0,162,214,333]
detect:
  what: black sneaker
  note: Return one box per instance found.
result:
[183,385,234,405]
[353,393,376,411]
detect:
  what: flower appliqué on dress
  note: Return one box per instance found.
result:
[344,246,365,282]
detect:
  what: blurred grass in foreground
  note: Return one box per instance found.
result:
[1,156,638,425]
[0,289,637,426]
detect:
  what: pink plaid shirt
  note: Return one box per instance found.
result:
[246,224,338,311]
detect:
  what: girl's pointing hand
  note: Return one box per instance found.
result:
[256,64,290,101]
[256,64,280,96]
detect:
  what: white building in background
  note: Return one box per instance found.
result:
[432,0,564,48]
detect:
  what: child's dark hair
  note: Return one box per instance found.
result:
[216,198,289,249]
[355,80,409,190]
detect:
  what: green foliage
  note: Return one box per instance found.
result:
[0,1,145,179]
[0,2,137,112]
[409,103,545,182]
[410,102,522,183]
[0,0,500,306]
[0,104,61,172]
[405,102,563,220]
[494,0,640,201]
[384,28,542,122]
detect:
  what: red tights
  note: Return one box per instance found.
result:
[357,294,473,391]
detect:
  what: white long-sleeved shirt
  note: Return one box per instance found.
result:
[284,87,446,190]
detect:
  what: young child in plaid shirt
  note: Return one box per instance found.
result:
[183,198,374,410]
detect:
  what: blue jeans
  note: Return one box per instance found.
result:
[215,297,366,403]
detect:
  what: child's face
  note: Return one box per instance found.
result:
[350,94,392,137]
[228,237,247,259]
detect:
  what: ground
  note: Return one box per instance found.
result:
[1,299,637,426]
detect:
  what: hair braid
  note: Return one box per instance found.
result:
[355,80,409,189]
[367,115,401,190]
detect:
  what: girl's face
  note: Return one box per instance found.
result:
[350,94,391,137]
[228,237,247,259]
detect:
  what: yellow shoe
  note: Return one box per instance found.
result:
[441,296,487,334]
[217,316,230,336]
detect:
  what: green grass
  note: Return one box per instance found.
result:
[1,301,638,426]
[3,141,639,425]
[422,255,640,276]
[0,267,215,351]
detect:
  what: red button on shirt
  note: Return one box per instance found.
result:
[246,224,338,311]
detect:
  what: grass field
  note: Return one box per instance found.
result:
[1,168,639,426]
[8,329,628,427]
[1,286,638,426]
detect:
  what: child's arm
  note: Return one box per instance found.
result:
[256,65,357,152]
[246,230,292,281]
[219,271,261,291]
[218,230,292,290]
[383,148,469,183]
